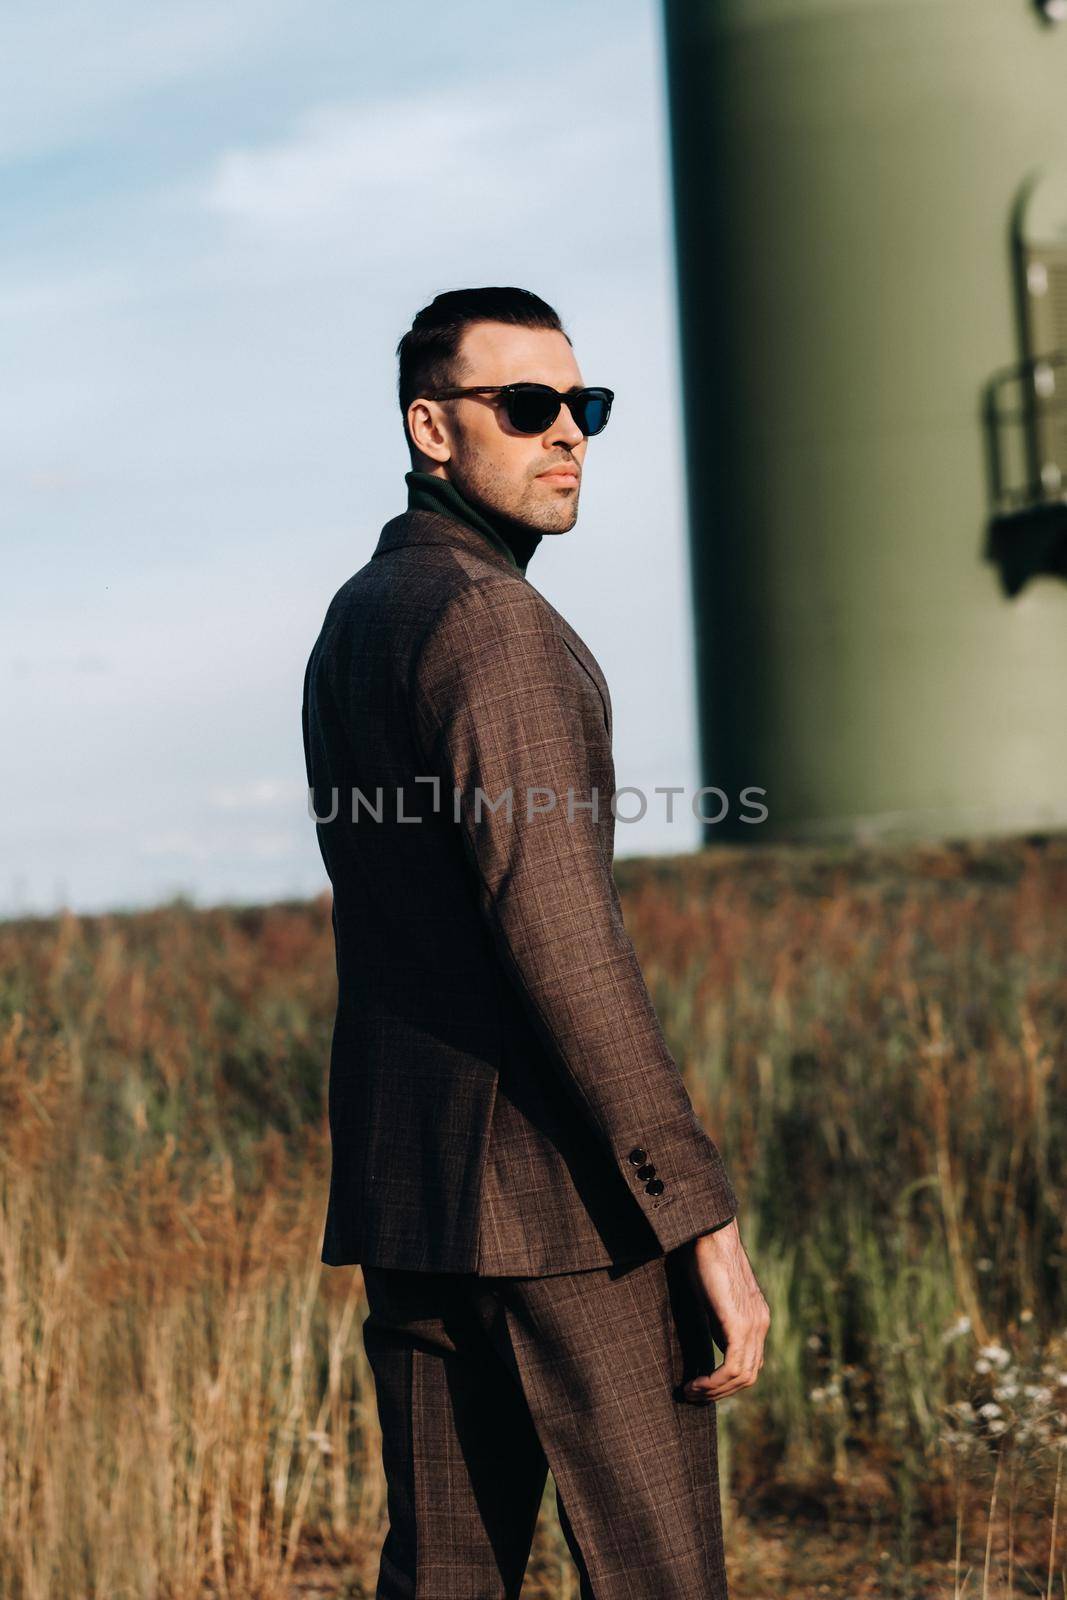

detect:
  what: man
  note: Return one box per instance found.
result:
[302,286,770,1599]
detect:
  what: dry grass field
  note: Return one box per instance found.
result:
[1,832,1065,1598]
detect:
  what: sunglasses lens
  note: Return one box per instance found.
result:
[574,391,611,436]
[504,386,613,436]
[507,387,560,433]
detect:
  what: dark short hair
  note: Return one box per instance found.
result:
[397,286,570,453]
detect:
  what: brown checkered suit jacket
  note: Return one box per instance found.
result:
[301,503,738,1275]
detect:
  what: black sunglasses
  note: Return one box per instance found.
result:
[422,382,614,437]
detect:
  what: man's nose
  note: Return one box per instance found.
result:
[547,403,586,448]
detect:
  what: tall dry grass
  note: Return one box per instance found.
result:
[1,901,381,1598]
[1,836,1065,1596]
[619,833,1067,1594]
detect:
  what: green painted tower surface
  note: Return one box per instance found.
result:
[662,0,1067,844]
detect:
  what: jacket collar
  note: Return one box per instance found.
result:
[371,507,528,579]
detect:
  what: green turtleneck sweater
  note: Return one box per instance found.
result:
[405,469,543,576]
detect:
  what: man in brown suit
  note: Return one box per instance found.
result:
[302,287,770,1598]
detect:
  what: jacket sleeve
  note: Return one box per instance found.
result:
[410,576,738,1252]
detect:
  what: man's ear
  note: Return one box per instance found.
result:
[407,398,451,466]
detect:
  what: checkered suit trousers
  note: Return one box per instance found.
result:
[360,1249,729,1599]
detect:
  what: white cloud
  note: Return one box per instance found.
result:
[136,830,217,861]
[0,1,296,162]
[209,778,295,811]
[203,95,506,230]
[0,269,131,321]
[136,825,299,863]
[197,46,645,254]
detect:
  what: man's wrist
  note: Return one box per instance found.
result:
[692,1214,736,1244]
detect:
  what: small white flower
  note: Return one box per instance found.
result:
[1020,1308,1034,1324]
[809,1380,841,1405]
[975,1358,992,1374]
[994,1383,1019,1401]
[978,1343,1011,1369]
[987,1418,1008,1435]
[942,1314,972,1343]
[978,1402,1003,1419]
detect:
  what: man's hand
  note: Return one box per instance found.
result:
[679,1219,770,1403]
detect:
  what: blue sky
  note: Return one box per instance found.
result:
[2,0,706,916]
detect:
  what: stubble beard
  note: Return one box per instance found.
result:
[453,454,579,534]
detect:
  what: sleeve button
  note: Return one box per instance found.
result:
[628,1147,648,1165]
[635,1163,656,1182]
[644,1178,665,1196]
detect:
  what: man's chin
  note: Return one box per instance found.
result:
[517,496,579,534]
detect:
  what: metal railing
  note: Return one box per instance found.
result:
[985,349,1067,512]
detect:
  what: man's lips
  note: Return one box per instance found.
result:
[537,469,580,484]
